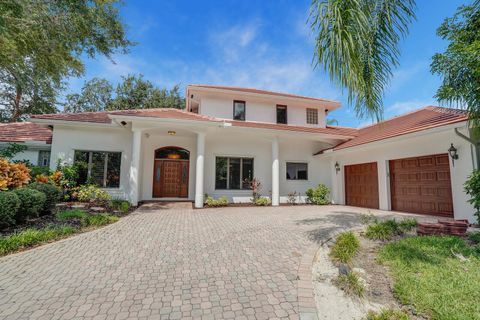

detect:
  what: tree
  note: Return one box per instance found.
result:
[0,0,132,122]
[63,75,185,112]
[109,75,185,110]
[309,0,416,121]
[64,78,113,113]
[431,1,480,127]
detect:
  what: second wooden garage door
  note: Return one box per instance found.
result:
[345,162,379,209]
[389,154,453,216]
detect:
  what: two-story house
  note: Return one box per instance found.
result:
[29,84,475,222]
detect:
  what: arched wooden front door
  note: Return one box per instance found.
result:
[152,147,189,198]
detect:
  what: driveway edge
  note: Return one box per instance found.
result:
[297,244,320,320]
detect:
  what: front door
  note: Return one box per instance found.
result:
[153,160,189,198]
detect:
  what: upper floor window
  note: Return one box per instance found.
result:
[306,108,318,124]
[74,150,122,188]
[276,105,287,124]
[233,100,246,121]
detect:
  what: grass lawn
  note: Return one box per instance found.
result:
[0,210,119,256]
[378,236,480,320]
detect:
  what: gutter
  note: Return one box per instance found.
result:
[454,127,480,169]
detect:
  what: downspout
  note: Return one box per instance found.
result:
[454,127,480,169]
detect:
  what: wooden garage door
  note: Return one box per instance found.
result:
[389,154,453,216]
[345,162,379,209]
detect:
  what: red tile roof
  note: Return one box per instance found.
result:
[31,108,358,137]
[188,84,340,104]
[0,122,52,144]
[321,107,468,152]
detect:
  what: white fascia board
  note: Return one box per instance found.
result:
[317,121,468,157]
[30,118,118,128]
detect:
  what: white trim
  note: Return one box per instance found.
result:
[31,118,118,128]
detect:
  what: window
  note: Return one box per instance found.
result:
[37,150,51,167]
[276,105,287,124]
[286,162,308,180]
[74,150,122,188]
[306,108,318,124]
[233,100,246,121]
[215,157,254,189]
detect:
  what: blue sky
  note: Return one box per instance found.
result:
[70,0,466,127]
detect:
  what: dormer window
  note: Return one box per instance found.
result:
[233,100,246,121]
[276,105,287,124]
[306,108,318,124]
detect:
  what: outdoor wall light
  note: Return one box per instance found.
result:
[448,143,458,166]
[335,162,341,174]
[168,130,176,136]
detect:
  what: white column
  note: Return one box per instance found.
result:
[129,130,142,206]
[195,132,206,208]
[271,137,280,206]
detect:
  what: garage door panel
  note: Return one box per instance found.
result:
[345,162,379,209]
[390,154,453,216]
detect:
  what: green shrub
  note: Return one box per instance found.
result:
[334,272,364,297]
[56,209,89,221]
[254,197,270,206]
[77,185,111,204]
[83,214,118,227]
[28,182,62,213]
[0,191,20,227]
[364,309,409,320]
[330,231,360,263]
[205,196,229,207]
[111,199,131,213]
[29,166,52,179]
[468,232,480,244]
[365,218,418,241]
[13,188,46,222]
[305,184,330,205]
[465,170,480,224]
[0,225,76,256]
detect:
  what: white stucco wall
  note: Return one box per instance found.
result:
[49,125,133,199]
[326,124,476,222]
[200,96,327,127]
[0,142,51,166]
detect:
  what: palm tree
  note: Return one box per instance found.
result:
[326,118,339,126]
[309,0,416,122]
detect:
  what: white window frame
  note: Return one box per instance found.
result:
[74,150,122,189]
[215,156,254,190]
[306,108,318,124]
[286,161,309,181]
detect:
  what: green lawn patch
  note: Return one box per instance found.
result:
[330,231,360,264]
[334,271,365,297]
[364,309,408,320]
[0,225,77,256]
[56,209,89,221]
[378,236,480,319]
[365,218,417,241]
[83,214,119,226]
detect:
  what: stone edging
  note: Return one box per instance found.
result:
[297,244,320,320]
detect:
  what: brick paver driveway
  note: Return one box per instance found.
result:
[0,204,418,320]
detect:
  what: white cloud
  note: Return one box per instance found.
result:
[389,62,426,92]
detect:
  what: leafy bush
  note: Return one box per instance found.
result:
[0,158,31,190]
[246,178,262,203]
[28,182,62,213]
[0,191,20,227]
[254,197,270,206]
[56,209,89,221]
[13,188,46,222]
[305,184,330,205]
[364,309,409,320]
[330,231,360,264]
[111,199,131,213]
[287,191,298,205]
[205,196,229,207]
[0,143,27,160]
[83,214,118,227]
[0,225,76,256]
[365,218,418,241]
[334,272,364,297]
[77,185,111,204]
[465,170,480,224]
[468,232,480,244]
[29,166,52,179]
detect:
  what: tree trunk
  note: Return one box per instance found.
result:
[10,85,22,122]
